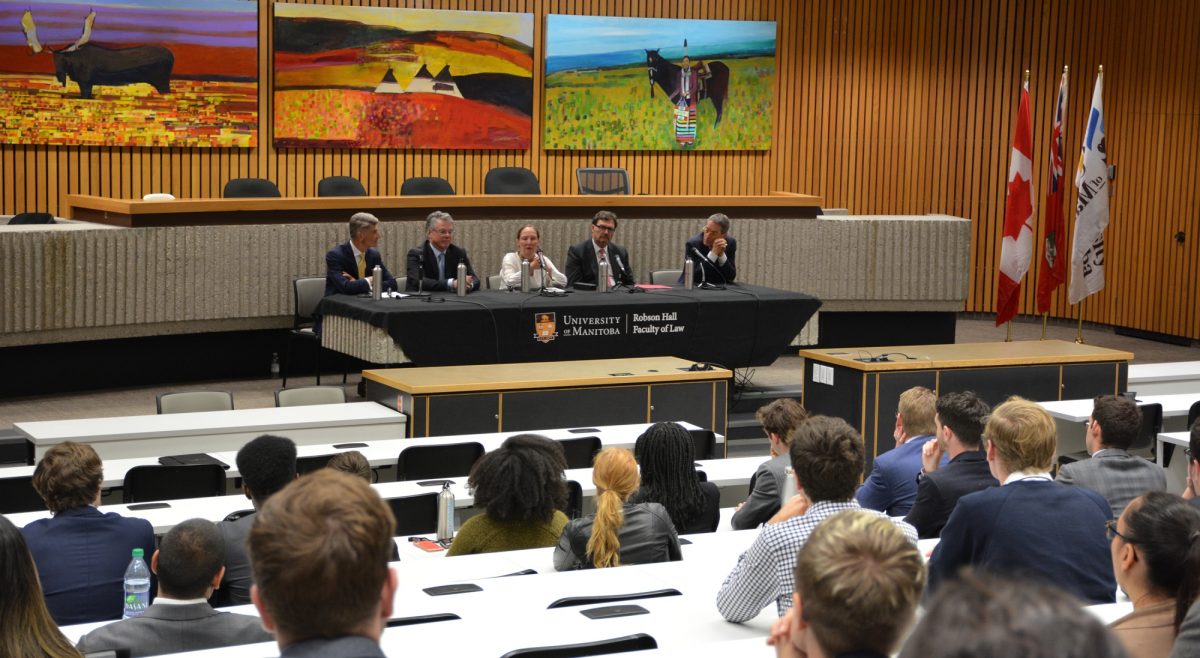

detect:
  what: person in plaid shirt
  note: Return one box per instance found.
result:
[716,416,918,623]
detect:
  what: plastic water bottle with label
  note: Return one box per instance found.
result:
[122,547,151,619]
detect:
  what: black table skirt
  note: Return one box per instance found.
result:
[319,284,821,368]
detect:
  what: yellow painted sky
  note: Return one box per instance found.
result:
[275,3,532,45]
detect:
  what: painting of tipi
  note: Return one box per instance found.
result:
[274,3,533,150]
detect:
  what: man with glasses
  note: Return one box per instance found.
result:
[565,210,635,289]
[406,211,478,292]
[927,396,1115,604]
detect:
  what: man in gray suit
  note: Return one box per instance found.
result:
[1056,394,1167,518]
[77,519,272,657]
[731,399,809,529]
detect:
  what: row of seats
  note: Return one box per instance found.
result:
[155,386,346,413]
[220,167,631,198]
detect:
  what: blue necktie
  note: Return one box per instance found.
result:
[437,252,445,280]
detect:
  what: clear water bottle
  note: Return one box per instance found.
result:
[436,481,455,542]
[122,548,151,619]
[782,465,798,504]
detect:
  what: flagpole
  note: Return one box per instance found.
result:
[1075,300,1086,344]
[1041,313,1048,340]
[1006,321,1012,342]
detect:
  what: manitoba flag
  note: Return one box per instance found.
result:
[1069,70,1109,305]
[996,78,1036,326]
[1037,69,1068,314]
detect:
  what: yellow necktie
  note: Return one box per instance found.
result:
[357,253,366,279]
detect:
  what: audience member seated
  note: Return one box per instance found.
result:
[22,442,156,625]
[1107,491,1200,658]
[249,470,396,658]
[904,391,997,538]
[630,422,720,533]
[856,386,939,516]
[406,211,479,292]
[554,447,681,570]
[716,416,918,623]
[1185,418,1200,508]
[499,225,567,290]
[767,510,926,658]
[324,212,397,297]
[1172,597,1200,658]
[77,519,273,657]
[1057,395,1167,518]
[927,397,1117,604]
[448,434,570,556]
[732,399,809,530]
[0,516,81,658]
[326,450,372,482]
[216,435,297,607]
[898,571,1129,658]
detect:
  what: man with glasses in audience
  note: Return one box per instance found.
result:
[406,210,478,292]
[566,210,635,289]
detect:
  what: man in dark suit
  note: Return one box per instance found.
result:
[77,519,272,657]
[683,212,737,285]
[904,391,997,538]
[22,442,157,625]
[928,397,1116,605]
[565,210,635,289]
[1056,394,1167,518]
[405,211,478,292]
[731,398,809,529]
[856,386,939,516]
[250,470,396,658]
[325,212,397,297]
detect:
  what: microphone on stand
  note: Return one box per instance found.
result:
[412,250,428,297]
[613,253,628,289]
[690,247,726,289]
[536,249,547,292]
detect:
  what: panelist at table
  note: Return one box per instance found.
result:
[565,210,635,289]
[499,225,567,290]
[684,212,737,285]
[325,212,397,296]
[406,210,479,292]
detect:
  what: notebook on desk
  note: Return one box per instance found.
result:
[158,453,230,469]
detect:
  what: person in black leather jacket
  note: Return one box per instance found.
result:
[554,447,682,570]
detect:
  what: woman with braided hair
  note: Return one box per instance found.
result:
[631,421,720,533]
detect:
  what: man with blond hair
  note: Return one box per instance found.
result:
[732,398,809,529]
[325,212,397,296]
[767,511,926,658]
[927,396,1115,604]
[856,386,939,516]
[249,469,396,657]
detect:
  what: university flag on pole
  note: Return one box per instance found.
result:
[1069,70,1109,305]
[1036,69,1068,314]
[995,78,1036,326]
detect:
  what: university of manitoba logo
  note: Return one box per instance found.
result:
[534,312,557,343]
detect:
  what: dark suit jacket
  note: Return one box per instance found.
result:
[928,479,1116,604]
[683,233,737,284]
[903,450,998,539]
[405,241,479,292]
[215,511,255,606]
[324,242,396,296]
[21,506,157,625]
[565,240,634,288]
[1055,448,1168,518]
[730,453,788,529]
[76,601,273,657]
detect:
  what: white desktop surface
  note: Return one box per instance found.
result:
[1128,361,1200,395]
[1040,393,1200,423]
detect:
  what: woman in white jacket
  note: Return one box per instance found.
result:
[499,225,567,290]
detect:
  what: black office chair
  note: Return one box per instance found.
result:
[284,277,346,387]
[484,167,540,194]
[0,429,33,465]
[9,211,55,224]
[396,442,486,481]
[576,168,630,195]
[688,429,718,460]
[1058,402,1163,466]
[296,454,336,475]
[1189,400,1200,429]
[559,436,601,469]
[0,475,45,514]
[562,480,583,519]
[386,493,440,536]
[122,464,227,503]
[222,178,281,198]
[401,176,455,195]
[317,176,367,197]
[500,633,657,658]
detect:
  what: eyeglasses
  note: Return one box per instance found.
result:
[1105,519,1135,544]
[593,224,616,233]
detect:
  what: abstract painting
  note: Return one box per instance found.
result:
[0,0,257,147]
[274,4,533,150]
[545,15,776,151]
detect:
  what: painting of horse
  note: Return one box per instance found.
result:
[545,15,775,151]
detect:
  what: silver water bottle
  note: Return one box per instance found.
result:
[683,259,695,290]
[782,465,798,504]
[436,481,455,542]
[455,261,467,297]
[520,259,531,292]
[597,261,610,293]
[371,265,382,300]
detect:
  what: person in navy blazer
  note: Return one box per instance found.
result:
[324,213,397,297]
[405,211,479,292]
[683,213,737,285]
[565,211,635,288]
[21,442,157,625]
[856,386,940,517]
[927,397,1117,605]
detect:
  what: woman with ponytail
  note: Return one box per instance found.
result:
[1108,490,1200,658]
[554,447,682,570]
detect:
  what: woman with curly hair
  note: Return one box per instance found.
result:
[447,434,570,556]
[554,447,682,570]
[0,515,82,658]
[631,422,720,534]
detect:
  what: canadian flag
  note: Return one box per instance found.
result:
[996,79,1036,326]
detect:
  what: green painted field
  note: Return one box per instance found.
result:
[544,56,774,150]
